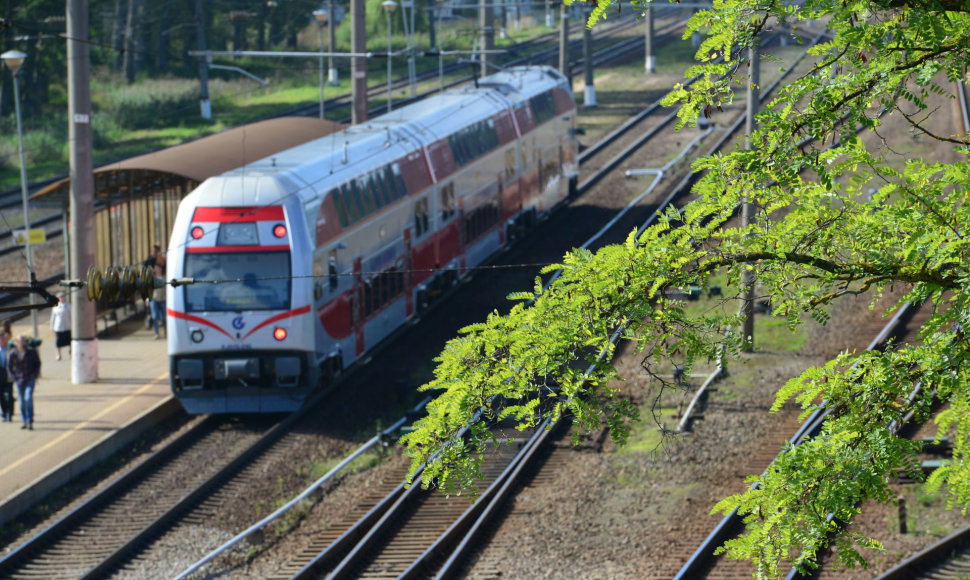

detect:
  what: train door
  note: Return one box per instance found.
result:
[404,228,414,317]
[353,256,364,357]
[497,172,505,246]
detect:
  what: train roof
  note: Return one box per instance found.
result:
[188,66,571,207]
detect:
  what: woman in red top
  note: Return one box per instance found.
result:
[9,335,40,430]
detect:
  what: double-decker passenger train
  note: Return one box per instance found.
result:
[166,66,579,414]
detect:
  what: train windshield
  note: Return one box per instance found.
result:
[183,251,292,312]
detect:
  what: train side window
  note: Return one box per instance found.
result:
[391,163,407,198]
[331,189,350,227]
[486,119,498,150]
[414,197,430,237]
[440,183,456,221]
[328,250,338,290]
[374,171,393,206]
[348,181,367,219]
[367,175,384,210]
[450,134,465,167]
[340,184,360,223]
[355,179,375,215]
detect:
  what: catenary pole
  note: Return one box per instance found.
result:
[644,6,655,73]
[558,3,568,77]
[740,37,759,351]
[351,0,368,123]
[194,0,211,119]
[582,6,596,107]
[67,0,98,382]
[480,0,494,76]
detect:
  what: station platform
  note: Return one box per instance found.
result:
[0,308,178,527]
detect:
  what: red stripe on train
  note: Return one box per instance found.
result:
[168,305,311,342]
[167,309,235,340]
[243,305,312,339]
[192,206,284,223]
[185,245,290,253]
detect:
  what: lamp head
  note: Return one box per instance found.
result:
[312,8,328,24]
[382,0,396,13]
[1,50,27,76]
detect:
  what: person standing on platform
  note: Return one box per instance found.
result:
[9,335,40,430]
[0,332,14,422]
[150,250,167,339]
[50,292,71,361]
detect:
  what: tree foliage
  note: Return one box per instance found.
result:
[402,0,970,576]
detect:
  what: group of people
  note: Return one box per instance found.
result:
[0,294,65,431]
[0,330,41,430]
[0,245,168,432]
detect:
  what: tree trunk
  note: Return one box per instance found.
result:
[257,3,267,51]
[156,1,169,70]
[122,0,140,83]
[113,0,127,70]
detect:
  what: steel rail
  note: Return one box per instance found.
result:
[0,414,221,575]
[173,398,430,580]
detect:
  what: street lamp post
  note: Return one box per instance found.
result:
[313,9,328,120]
[327,0,338,85]
[382,0,396,112]
[2,50,37,338]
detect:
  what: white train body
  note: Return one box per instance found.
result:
[166,66,578,413]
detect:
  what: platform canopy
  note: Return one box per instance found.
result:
[33,116,344,204]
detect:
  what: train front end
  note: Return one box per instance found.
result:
[167,184,316,414]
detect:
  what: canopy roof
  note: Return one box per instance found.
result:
[34,116,344,202]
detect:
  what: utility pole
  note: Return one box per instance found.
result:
[67,0,98,382]
[194,0,211,120]
[644,6,655,73]
[480,0,494,77]
[582,6,595,107]
[558,4,568,78]
[328,0,338,84]
[740,37,759,352]
[351,0,367,123]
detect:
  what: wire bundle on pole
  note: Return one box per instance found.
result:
[84,265,156,302]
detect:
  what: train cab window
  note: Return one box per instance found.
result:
[328,250,338,291]
[414,197,430,237]
[331,189,350,227]
[440,183,456,221]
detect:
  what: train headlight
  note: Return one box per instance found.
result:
[190,329,205,343]
[273,327,287,341]
[273,223,287,238]
[191,226,205,240]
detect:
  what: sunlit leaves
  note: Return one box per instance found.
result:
[404,0,970,576]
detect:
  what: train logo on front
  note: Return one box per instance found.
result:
[232,316,245,330]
